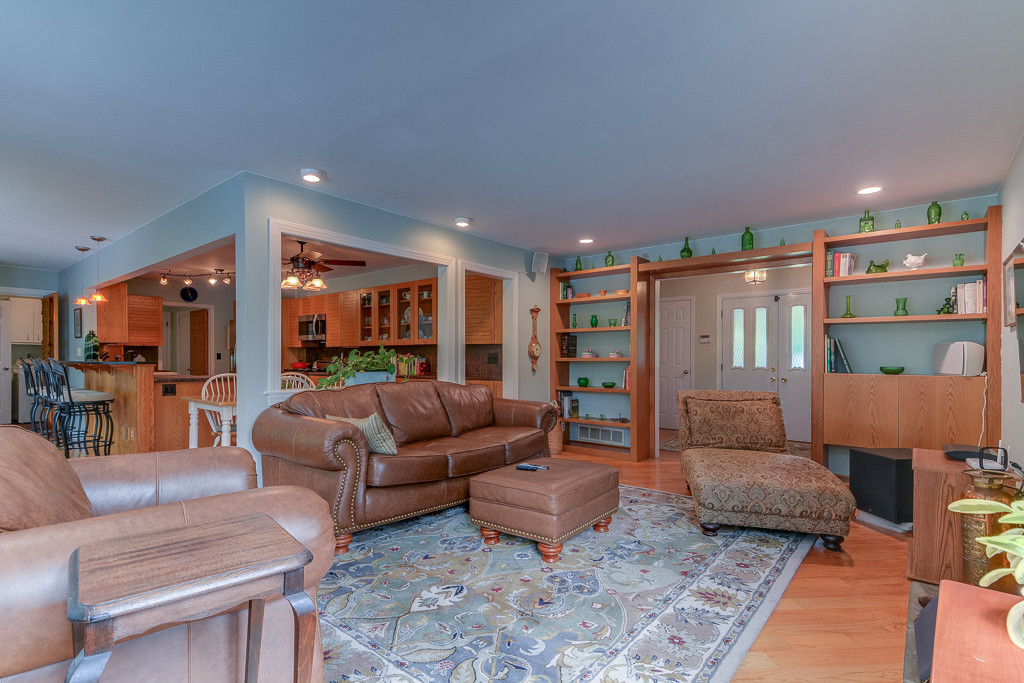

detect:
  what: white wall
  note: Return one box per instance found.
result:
[999,136,1024,462]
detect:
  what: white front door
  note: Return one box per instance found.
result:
[0,301,11,424]
[175,311,191,374]
[658,297,693,429]
[721,291,811,441]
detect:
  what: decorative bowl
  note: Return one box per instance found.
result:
[598,289,608,296]
[290,362,311,369]
[575,292,591,298]
[879,366,905,375]
[615,289,629,295]
[577,378,590,387]
[602,381,616,388]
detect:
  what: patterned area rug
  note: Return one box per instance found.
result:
[660,437,812,460]
[318,485,813,682]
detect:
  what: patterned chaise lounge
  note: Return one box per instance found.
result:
[677,390,856,551]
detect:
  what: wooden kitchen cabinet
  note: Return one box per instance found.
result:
[465,274,502,344]
[97,283,129,344]
[372,285,396,344]
[341,290,362,346]
[95,283,162,346]
[324,292,342,346]
[284,298,302,348]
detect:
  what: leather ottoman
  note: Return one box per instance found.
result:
[469,459,619,562]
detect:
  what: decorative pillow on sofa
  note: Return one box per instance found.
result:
[0,425,94,532]
[326,413,399,455]
[435,382,495,437]
[682,397,788,453]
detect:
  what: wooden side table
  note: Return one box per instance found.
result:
[66,513,315,683]
[932,580,1024,681]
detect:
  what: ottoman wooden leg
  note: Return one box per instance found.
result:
[537,542,562,563]
[820,534,844,552]
[335,533,352,555]
[480,527,501,545]
[700,522,721,537]
[593,516,612,533]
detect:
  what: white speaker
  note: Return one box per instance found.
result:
[531,251,549,274]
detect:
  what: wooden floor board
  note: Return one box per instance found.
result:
[558,431,909,682]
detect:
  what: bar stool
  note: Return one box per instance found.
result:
[18,357,43,434]
[45,358,116,457]
[24,357,54,440]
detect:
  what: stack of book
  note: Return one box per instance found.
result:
[556,390,579,418]
[825,251,857,277]
[949,277,987,314]
[825,335,852,373]
[560,334,578,358]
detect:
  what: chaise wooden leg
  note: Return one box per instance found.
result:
[537,541,563,563]
[335,533,352,555]
[592,516,612,533]
[480,527,501,545]
[819,534,844,552]
[700,522,721,537]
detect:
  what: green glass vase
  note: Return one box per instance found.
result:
[604,251,614,267]
[574,255,583,271]
[571,313,577,329]
[741,227,754,251]
[590,314,599,328]
[927,201,941,224]
[894,297,908,316]
[680,237,692,258]
[859,210,874,233]
[841,295,856,318]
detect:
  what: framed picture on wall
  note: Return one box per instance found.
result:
[1004,253,1017,327]
[73,307,82,338]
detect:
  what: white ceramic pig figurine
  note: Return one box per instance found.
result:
[903,253,927,270]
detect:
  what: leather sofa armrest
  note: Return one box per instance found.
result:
[492,397,557,433]
[252,407,368,472]
[0,486,333,679]
[69,448,258,516]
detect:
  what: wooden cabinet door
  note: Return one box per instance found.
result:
[96,283,128,344]
[324,292,342,346]
[465,275,494,344]
[189,309,209,376]
[373,285,395,344]
[127,295,163,345]
[394,283,414,345]
[414,278,436,344]
[898,375,987,448]
[822,373,899,448]
[285,298,302,348]
[341,290,361,347]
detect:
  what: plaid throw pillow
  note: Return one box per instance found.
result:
[326,413,398,455]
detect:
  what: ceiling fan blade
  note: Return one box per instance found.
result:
[296,250,323,260]
[319,259,367,267]
[312,262,333,272]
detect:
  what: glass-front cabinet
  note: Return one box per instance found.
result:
[394,279,435,344]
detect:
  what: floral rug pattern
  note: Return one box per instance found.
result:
[318,485,812,682]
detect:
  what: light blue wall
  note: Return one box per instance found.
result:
[0,265,58,293]
[998,137,1024,465]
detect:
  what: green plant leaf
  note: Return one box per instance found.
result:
[1000,512,1024,524]
[980,567,1016,587]
[1011,500,1024,512]
[948,499,1013,514]
[1015,561,1024,585]
[977,535,1024,557]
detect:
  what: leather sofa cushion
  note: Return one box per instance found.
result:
[435,382,494,436]
[283,384,383,420]
[415,436,507,478]
[375,382,452,446]
[679,392,788,453]
[0,425,94,532]
[465,425,548,463]
[367,448,450,487]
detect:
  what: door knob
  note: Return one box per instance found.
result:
[770,366,776,372]
[780,377,788,383]
[769,376,776,382]
[683,370,689,375]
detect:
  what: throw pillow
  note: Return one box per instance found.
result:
[0,425,95,533]
[326,413,398,455]
[683,397,788,453]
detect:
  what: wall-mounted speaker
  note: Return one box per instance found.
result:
[531,251,549,274]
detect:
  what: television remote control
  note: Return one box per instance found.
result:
[516,463,549,471]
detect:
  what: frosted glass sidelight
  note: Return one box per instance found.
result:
[790,305,806,369]
[754,307,768,368]
[731,309,744,368]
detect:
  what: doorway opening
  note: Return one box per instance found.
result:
[162,303,215,376]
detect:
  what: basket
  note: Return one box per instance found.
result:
[547,418,565,455]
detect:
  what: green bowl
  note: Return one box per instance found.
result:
[602,381,616,388]
[577,378,589,387]
[879,366,905,375]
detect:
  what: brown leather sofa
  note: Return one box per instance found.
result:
[0,425,335,683]
[252,381,557,553]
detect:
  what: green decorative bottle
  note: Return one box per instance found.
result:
[741,227,754,251]
[84,330,99,361]
[780,238,786,246]
[571,313,577,329]
[961,211,969,221]
[575,255,583,271]
[604,251,614,267]
[657,255,663,262]
[711,248,716,255]
[894,297,909,316]
[841,295,856,318]
[927,201,941,224]
[894,219,901,229]
[952,253,965,267]
[680,237,692,258]
[859,210,874,233]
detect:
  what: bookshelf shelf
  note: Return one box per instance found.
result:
[822,217,988,248]
[555,357,632,362]
[555,294,630,306]
[554,264,631,281]
[825,314,986,325]
[554,385,630,394]
[824,265,988,285]
[555,326,630,333]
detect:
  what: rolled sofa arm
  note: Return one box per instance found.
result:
[0,486,333,680]
[493,397,557,433]
[69,447,258,517]
[252,406,367,471]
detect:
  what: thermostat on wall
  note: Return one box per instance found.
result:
[698,335,711,344]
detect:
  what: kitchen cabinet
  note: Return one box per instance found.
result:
[324,292,342,346]
[341,291,361,346]
[466,379,502,397]
[394,279,435,345]
[96,283,162,346]
[372,285,395,344]
[284,298,302,348]
[10,297,43,343]
[465,275,502,344]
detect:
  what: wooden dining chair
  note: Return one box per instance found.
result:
[200,373,237,446]
[280,372,316,390]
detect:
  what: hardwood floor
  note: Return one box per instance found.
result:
[556,430,910,683]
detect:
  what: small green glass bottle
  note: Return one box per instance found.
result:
[841,295,856,318]
[575,255,583,271]
[680,237,692,258]
[859,210,874,233]
[894,297,909,316]
[927,201,941,224]
[780,238,786,246]
[894,219,901,229]
[961,211,969,221]
[605,251,614,267]
[571,313,577,329]
[741,227,754,251]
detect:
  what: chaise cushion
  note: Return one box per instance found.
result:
[435,382,495,436]
[679,394,787,453]
[0,426,94,532]
[376,382,453,446]
[284,384,383,420]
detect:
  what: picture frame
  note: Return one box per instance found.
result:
[1004,253,1017,327]
[73,307,83,338]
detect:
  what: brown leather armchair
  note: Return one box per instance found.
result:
[0,425,335,683]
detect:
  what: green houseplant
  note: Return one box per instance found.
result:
[316,344,397,388]
[947,498,1024,648]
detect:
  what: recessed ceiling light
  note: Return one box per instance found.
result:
[300,168,324,183]
[857,186,882,195]
[578,238,594,244]
[454,217,473,228]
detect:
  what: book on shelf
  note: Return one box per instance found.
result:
[560,334,577,358]
[982,275,988,313]
[963,282,977,315]
[830,252,857,277]
[825,250,834,278]
[834,337,852,373]
[825,335,851,373]
[569,397,579,418]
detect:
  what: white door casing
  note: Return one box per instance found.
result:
[0,301,11,424]
[175,311,190,374]
[657,297,693,429]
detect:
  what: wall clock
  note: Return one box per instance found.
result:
[180,286,199,302]
[528,305,542,371]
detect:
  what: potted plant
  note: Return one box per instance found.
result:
[947,497,1024,647]
[316,344,397,388]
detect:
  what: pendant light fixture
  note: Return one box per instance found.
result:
[88,236,108,302]
[74,246,91,306]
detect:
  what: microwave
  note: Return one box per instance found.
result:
[298,314,325,342]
